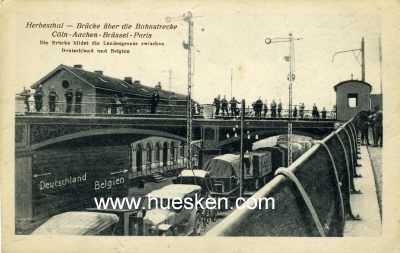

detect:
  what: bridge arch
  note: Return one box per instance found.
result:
[28,128,187,151]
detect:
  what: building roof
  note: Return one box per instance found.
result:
[333,80,372,92]
[31,64,187,100]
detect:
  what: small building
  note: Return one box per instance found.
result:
[29,64,187,114]
[334,80,372,121]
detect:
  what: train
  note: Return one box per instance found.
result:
[203,134,315,197]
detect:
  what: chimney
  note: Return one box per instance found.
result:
[134,80,141,85]
[94,70,103,75]
[74,64,83,69]
[124,77,133,84]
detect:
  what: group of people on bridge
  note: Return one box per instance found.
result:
[213,95,331,119]
[20,85,83,113]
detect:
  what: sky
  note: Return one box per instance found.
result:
[14,1,382,110]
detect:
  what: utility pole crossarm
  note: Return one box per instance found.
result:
[331,48,361,62]
[331,38,365,81]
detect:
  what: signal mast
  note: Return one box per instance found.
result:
[265,34,302,166]
[166,11,195,169]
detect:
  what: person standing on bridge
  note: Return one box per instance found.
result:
[299,103,305,118]
[293,105,298,118]
[34,84,44,112]
[65,88,74,113]
[110,94,118,114]
[229,97,239,116]
[270,100,277,118]
[74,88,83,113]
[277,100,282,117]
[263,100,268,118]
[120,93,129,114]
[48,85,58,113]
[221,95,229,116]
[150,90,160,114]
[213,95,221,116]
[312,103,319,118]
[20,87,31,112]
[321,107,327,119]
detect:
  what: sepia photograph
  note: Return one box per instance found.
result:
[1,0,399,252]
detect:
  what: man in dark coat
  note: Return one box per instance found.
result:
[48,85,58,112]
[312,103,319,118]
[293,105,298,118]
[299,103,305,118]
[110,94,118,114]
[255,97,263,118]
[213,95,221,116]
[277,100,282,117]
[65,88,74,113]
[321,107,327,119]
[263,100,268,118]
[270,100,277,118]
[150,90,160,114]
[229,97,238,116]
[120,93,129,114]
[20,87,31,112]
[373,106,383,147]
[74,88,83,113]
[34,84,44,112]
[221,96,229,116]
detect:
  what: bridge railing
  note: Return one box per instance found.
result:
[15,99,336,120]
[205,112,362,237]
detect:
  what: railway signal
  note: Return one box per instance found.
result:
[265,34,302,166]
[166,11,202,170]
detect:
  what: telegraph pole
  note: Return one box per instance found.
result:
[379,36,383,94]
[361,38,365,81]
[239,100,245,197]
[230,69,233,100]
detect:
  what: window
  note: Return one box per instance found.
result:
[155,143,161,162]
[170,142,176,161]
[179,143,185,158]
[62,80,70,89]
[204,128,215,140]
[347,93,358,107]
[146,143,152,163]
[136,144,143,171]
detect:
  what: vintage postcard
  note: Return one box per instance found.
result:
[1,0,399,252]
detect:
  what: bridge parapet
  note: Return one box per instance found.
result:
[205,113,361,237]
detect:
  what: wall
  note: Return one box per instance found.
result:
[23,145,130,219]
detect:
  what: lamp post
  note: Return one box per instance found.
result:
[265,34,302,166]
